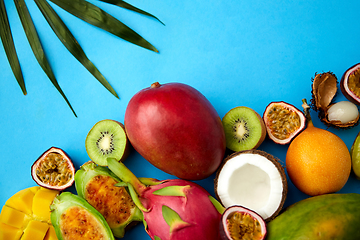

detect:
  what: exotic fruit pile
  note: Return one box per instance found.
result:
[3,75,360,240]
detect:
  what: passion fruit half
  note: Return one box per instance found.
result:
[340,63,360,105]
[31,147,75,191]
[220,205,267,240]
[263,101,305,145]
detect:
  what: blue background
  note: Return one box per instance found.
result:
[1,0,360,239]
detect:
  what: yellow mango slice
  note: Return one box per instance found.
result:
[0,222,23,240]
[22,220,49,240]
[44,225,57,240]
[0,205,30,229]
[0,186,59,240]
[5,187,39,215]
[32,188,59,221]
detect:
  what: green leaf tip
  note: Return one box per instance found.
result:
[153,185,191,197]
[127,183,149,213]
[35,0,119,100]
[0,0,26,95]
[99,0,165,25]
[209,195,225,214]
[162,205,190,233]
[48,0,158,53]
[14,0,77,117]
[138,177,164,186]
[154,236,161,240]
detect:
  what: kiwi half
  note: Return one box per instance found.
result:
[222,106,267,152]
[85,119,131,166]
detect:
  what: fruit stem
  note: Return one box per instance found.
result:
[302,99,314,127]
[151,82,161,88]
[107,158,147,194]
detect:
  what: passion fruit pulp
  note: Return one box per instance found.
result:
[220,205,267,240]
[341,63,360,105]
[263,101,305,145]
[31,147,75,191]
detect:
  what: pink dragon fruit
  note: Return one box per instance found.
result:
[107,158,222,240]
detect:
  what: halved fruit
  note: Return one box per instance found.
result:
[85,120,131,166]
[74,161,143,238]
[222,107,266,151]
[50,192,115,240]
[220,205,267,240]
[263,101,305,145]
[214,150,287,222]
[341,63,360,105]
[0,186,59,240]
[31,147,75,191]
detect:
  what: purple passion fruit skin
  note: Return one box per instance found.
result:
[341,63,360,105]
[50,192,115,240]
[31,147,75,191]
[263,101,306,145]
[220,206,267,240]
[74,161,142,238]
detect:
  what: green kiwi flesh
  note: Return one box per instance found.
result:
[85,119,130,166]
[222,107,266,152]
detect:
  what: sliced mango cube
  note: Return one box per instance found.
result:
[0,186,59,240]
[32,188,59,221]
[22,220,49,240]
[44,225,57,240]
[5,187,39,215]
[0,222,23,240]
[0,205,30,229]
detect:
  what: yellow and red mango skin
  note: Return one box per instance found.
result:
[124,82,226,180]
[0,186,59,240]
[266,193,360,240]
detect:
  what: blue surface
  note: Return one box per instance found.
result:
[1,0,360,238]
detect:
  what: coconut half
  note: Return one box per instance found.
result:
[214,149,287,221]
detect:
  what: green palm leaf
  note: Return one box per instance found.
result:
[48,0,159,52]
[14,0,77,116]
[0,0,26,95]
[99,0,164,25]
[35,0,119,99]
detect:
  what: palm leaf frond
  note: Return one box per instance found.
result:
[14,0,77,116]
[48,0,159,52]
[0,0,26,95]
[99,0,164,25]
[35,0,119,99]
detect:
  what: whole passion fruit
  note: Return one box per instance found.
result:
[341,63,360,105]
[263,101,305,145]
[31,147,75,191]
[220,205,267,240]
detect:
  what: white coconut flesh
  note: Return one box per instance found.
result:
[216,152,286,220]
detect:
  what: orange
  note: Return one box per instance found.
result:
[286,120,351,196]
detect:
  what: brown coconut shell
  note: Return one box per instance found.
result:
[214,149,288,222]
